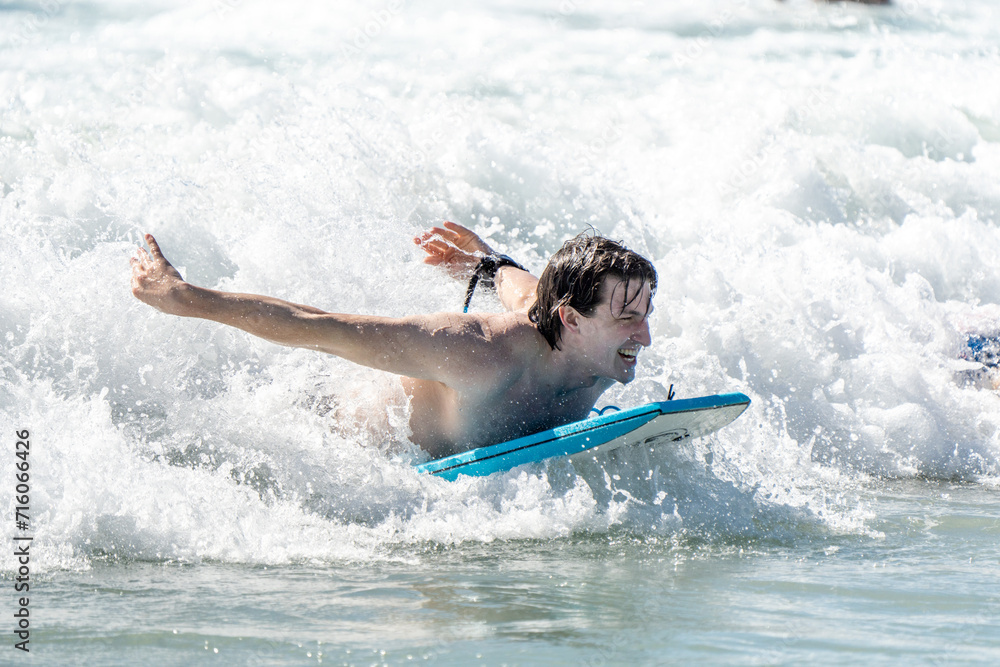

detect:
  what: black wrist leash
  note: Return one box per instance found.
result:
[463,254,527,313]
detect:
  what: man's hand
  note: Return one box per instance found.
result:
[130,234,191,316]
[414,221,495,281]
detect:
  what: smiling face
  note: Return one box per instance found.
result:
[570,276,653,384]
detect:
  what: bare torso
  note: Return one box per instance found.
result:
[402,313,612,458]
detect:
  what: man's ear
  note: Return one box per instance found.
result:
[559,305,583,334]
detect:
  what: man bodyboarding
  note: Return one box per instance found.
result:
[130,222,656,459]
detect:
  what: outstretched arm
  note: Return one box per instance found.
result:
[415,221,538,312]
[130,234,516,389]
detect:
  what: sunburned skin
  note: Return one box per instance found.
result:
[130,223,653,459]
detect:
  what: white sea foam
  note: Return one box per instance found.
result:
[2,0,999,569]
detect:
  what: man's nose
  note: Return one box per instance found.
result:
[632,319,652,346]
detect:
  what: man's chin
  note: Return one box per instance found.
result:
[617,370,637,385]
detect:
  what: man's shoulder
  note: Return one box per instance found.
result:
[455,311,545,366]
[475,311,541,341]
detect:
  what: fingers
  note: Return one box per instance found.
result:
[144,233,164,259]
[415,222,491,265]
[129,248,153,270]
[443,220,472,235]
[130,247,150,267]
[129,249,147,293]
[441,220,492,255]
[423,239,451,254]
[415,239,447,258]
[416,226,459,244]
[413,231,442,249]
[415,231,462,261]
[415,222,481,253]
[429,227,460,245]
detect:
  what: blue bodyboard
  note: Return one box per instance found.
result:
[415,392,750,481]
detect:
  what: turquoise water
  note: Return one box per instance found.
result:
[3,0,1000,664]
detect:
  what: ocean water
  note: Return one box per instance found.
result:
[2,0,1000,664]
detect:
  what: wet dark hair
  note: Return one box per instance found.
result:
[528,233,657,350]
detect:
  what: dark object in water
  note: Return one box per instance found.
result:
[959,334,1000,389]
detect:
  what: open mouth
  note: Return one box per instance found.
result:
[618,348,639,363]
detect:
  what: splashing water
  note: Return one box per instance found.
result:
[3,0,1000,576]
